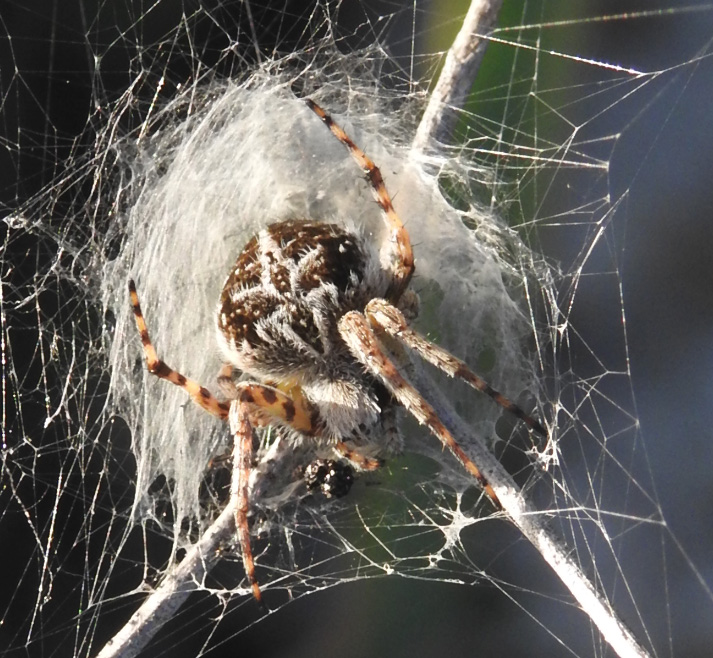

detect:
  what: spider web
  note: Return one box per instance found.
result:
[2,1,713,657]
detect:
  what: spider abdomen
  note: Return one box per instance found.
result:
[216,219,387,384]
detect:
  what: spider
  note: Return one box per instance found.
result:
[129,98,546,605]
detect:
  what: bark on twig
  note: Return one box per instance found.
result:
[412,0,504,152]
[96,503,237,658]
[411,363,651,658]
[410,3,651,654]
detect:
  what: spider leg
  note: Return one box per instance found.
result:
[338,311,502,510]
[217,362,239,398]
[129,280,230,419]
[130,281,318,434]
[364,299,548,438]
[333,441,382,471]
[228,397,262,605]
[305,99,414,302]
[226,381,331,605]
[130,280,326,604]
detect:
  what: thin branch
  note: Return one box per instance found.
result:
[410,360,650,658]
[412,0,503,152]
[95,501,237,658]
[410,3,650,655]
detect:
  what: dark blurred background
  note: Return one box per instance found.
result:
[1,1,712,656]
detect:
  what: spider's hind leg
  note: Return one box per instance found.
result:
[130,280,324,605]
[305,99,414,302]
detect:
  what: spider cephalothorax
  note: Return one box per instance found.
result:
[129,98,546,605]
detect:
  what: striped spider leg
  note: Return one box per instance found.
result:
[305,99,414,301]
[364,299,548,438]
[130,266,383,605]
[130,281,315,605]
[307,99,546,510]
[337,302,548,511]
[338,311,503,508]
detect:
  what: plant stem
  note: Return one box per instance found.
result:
[412,0,504,152]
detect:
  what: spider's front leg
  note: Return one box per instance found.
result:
[364,299,548,438]
[227,390,266,606]
[337,311,502,510]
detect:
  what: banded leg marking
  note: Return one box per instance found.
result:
[305,99,414,301]
[334,441,383,471]
[130,280,325,606]
[229,400,262,605]
[365,298,548,437]
[129,280,230,419]
[130,281,320,436]
[338,310,502,510]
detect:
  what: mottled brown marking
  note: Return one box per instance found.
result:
[261,387,277,404]
[282,399,296,422]
[230,235,261,288]
[218,219,369,357]
[273,220,365,292]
